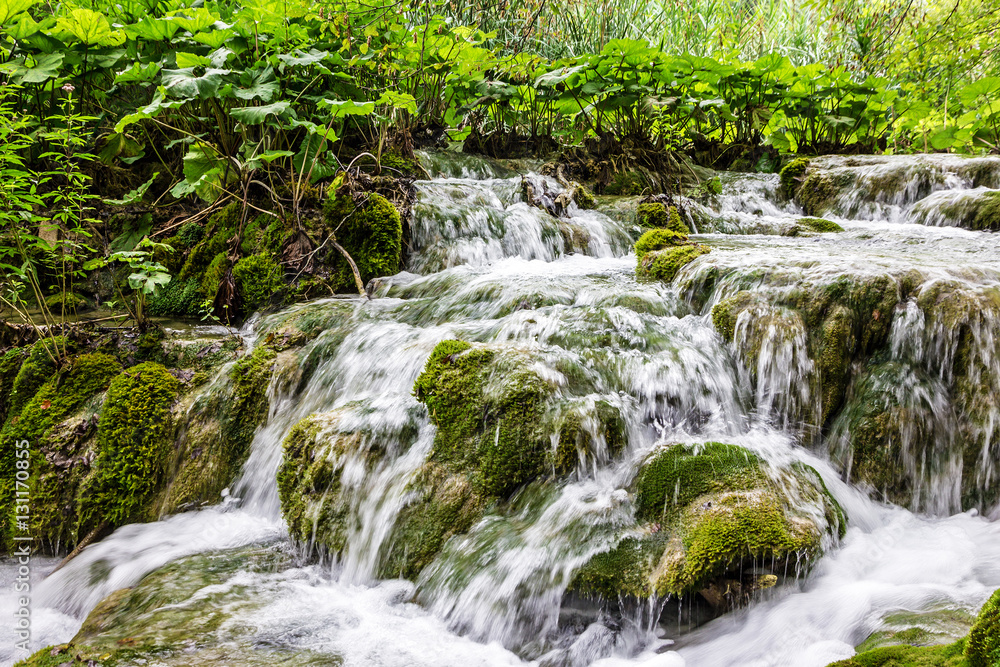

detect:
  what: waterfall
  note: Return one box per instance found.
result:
[5,152,1000,667]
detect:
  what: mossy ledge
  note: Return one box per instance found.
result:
[570,442,845,608]
[634,227,710,283]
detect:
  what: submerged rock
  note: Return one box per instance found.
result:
[571,442,844,608]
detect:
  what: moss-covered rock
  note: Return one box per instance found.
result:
[637,244,711,283]
[7,337,70,419]
[797,171,853,217]
[572,442,843,606]
[780,157,810,198]
[799,217,844,233]
[15,545,339,667]
[553,399,627,472]
[0,346,26,425]
[232,253,283,313]
[148,277,202,318]
[78,362,182,532]
[966,588,1000,666]
[574,184,597,209]
[159,344,276,512]
[637,203,689,234]
[322,191,402,292]
[634,228,688,258]
[43,292,88,314]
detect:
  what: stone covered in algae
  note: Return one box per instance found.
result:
[570,442,845,605]
[15,545,342,667]
[322,190,403,293]
[634,227,710,283]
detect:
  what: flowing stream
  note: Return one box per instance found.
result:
[3,152,1000,667]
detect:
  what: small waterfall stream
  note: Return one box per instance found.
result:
[4,152,1000,667]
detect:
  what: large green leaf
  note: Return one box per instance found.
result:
[161,67,230,99]
[172,142,231,202]
[58,8,124,46]
[125,16,179,41]
[234,66,277,101]
[171,8,219,33]
[0,0,35,24]
[5,52,63,84]
[115,93,186,132]
[959,77,1000,105]
[115,61,160,84]
[320,98,375,116]
[175,52,211,68]
[191,27,235,48]
[230,100,292,124]
[105,173,159,206]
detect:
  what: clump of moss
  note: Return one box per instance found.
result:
[637,203,689,234]
[43,292,88,314]
[323,191,402,293]
[634,442,767,522]
[637,244,711,282]
[233,253,283,313]
[0,347,26,424]
[8,337,71,418]
[148,277,202,318]
[570,535,667,599]
[966,588,1000,666]
[797,171,852,216]
[79,362,182,530]
[414,340,550,498]
[379,462,486,580]
[711,291,756,343]
[780,157,810,198]
[574,184,597,209]
[604,171,646,195]
[554,400,627,472]
[634,228,688,258]
[177,203,238,282]
[201,252,230,300]
[800,217,844,233]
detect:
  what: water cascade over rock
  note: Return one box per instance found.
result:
[5,152,1000,667]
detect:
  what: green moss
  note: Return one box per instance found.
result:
[800,217,844,233]
[574,184,597,209]
[200,252,230,300]
[379,462,486,580]
[797,171,852,216]
[634,228,688,259]
[148,277,202,318]
[711,291,756,343]
[780,158,810,198]
[827,640,969,667]
[570,534,667,598]
[414,340,550,498]
[43,292,88,314]
[381,151,419,174]
[233,253,283,313]
[177,221,204,247]
[79,362,182,531]
[322,191,402,293]
[818,306,856,423]
[604,170,646,195]
[637,204,689,234]
[637,244,710,282]
[8,337,71,419]
[177,204,238,283]
[0,347,26,424]
[554,400,627,472]
[634,442,767,522]
[966,588,1000,667]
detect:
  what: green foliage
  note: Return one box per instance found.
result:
[79,362,181,530]
[148,277,201,318]
[232,253,283,312]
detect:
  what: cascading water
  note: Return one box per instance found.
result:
[4,151,1000,667]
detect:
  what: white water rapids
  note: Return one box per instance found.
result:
[3,153,1000,667]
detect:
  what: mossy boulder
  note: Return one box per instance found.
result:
[634,227,711,283]
[574,184,597,209]
[780,157,810,198]
[797,171,854,217]
[160,344,276,512]
[571,442,844,606]
[967,588,1000,667]
[604,170,646,195]
[637,203,689,234]
[43,292,88,314]
[0,346,27,424]
[413,340,552,498]
[78,362,183,532]
[7,337,71,419]
[799,217,844,233]
[322,190,402,292]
